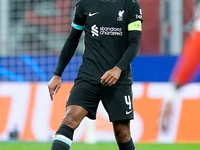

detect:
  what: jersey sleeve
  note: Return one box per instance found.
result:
[127,0,143,31]
[115,0,142,71]
[72,0,86,30]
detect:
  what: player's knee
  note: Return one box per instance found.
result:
[115,129,130,141]
[62,112,81,129]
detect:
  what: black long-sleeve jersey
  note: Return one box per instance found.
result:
[54,0,143,84]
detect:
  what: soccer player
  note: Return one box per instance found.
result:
[161,0,200,131]
[48,0,143,149]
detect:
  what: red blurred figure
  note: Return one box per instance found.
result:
[161,0,200,131]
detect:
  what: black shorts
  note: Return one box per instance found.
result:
[66,79,134,122]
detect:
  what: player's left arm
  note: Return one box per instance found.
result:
[116,0,143,71]
[100,0,142,86]
[116,25,142,71]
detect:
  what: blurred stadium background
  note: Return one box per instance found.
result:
[0,0,200,146]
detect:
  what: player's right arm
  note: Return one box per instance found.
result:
[48,0,85,100]
[48,28,83,101]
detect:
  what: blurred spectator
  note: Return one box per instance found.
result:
[8,0,75,55]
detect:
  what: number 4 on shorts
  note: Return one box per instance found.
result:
[124,95,132,109]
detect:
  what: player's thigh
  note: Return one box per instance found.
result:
[101,84,133,122]
[66,79,101,120]
[62,105,88,129]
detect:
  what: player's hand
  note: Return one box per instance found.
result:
[100,66,122,86]
[161,102,172,131]
[48,75,62,101]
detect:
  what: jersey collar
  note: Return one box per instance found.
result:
[101,0,117,3]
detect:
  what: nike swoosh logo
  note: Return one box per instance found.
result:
[126,110,132,115]
[89,12,99,17]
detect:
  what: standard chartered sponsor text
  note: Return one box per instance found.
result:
[100,27,123,36]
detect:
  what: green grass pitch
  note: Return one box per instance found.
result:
[0,142,200,150]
